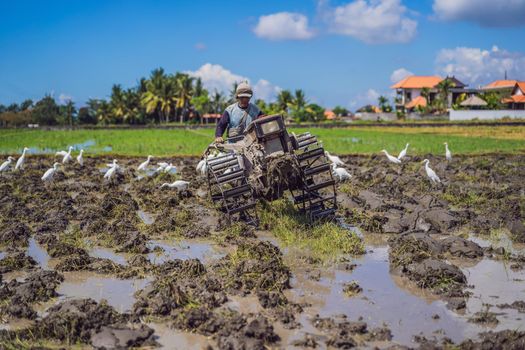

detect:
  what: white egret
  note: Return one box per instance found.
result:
[76,149,84,166]
[444,142,452,161]
[331,164,351,182]
[196,159,207,175]
[103,160,119,180]
[397,143,409,160]
[106,159,118,167]
[138,155,153,171]
[42,162,60,182]
[155,162,169,172]
[422,159,441,184]
[55,146,73,157]
[325,151,344,166]
[381,150,401,164]
[15,147,30,170]
[160,180,190,191]
[62,147,73,164]
[0,156,15,172]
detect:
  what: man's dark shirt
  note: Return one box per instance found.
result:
[215,107,264,137]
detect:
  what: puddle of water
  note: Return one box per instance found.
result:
[27,140,96,155]
[148,322,214,349]
[222,295,262,314]
[286,243,525,346]
[0,251,6,260]
[146,240,225,265]
[470,233,525,256]
[337,218,364,239]
[137,210,155,225]
[57,271,150,313]
[90,247,128,266]
[27,237,52,269]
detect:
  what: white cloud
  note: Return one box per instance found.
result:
[253,79,281,102]
[253,12,315,40]
[390,68,413,83]
[435,46,525,87]
[350,88,383,108]
[321,0,417,44]
[58,93,72,105]
[433,0,525,27]
[187,63,281,102]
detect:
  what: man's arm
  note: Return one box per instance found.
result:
[215,111,230,140]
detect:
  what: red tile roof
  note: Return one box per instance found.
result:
[391,76,443,89]
[502,95,525,103]
[405,96,427,109]
[482,80,517,90]
[324,110,336,120]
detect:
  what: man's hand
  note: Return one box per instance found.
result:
[215,136,224,143]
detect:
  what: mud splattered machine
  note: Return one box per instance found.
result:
[204,115,337,225]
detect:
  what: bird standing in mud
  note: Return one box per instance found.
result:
[381,150,401,164]
[397,143,409,160]
[160,180,190,191]
[0,156,15,172]
[56,146,73,157]
[103,160,119,181]
[138,155,153,171]
[325,151,344,166]
[62,147,73,164]
[444,142,452,161]
[15,147,29,170]
[422,159,441,184]
[77,149,84,166]
[42,162,60,182]
[332,164,352,182]
[164,163,176,173]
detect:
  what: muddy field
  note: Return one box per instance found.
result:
[0,153,524,349]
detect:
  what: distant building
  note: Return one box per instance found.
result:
[481,80,518,92]
[324,109,336,120]
[391,75,471,111]
[202,113,221,124]
[502,82,525,110]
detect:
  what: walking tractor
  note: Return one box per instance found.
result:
[203,114,337,226]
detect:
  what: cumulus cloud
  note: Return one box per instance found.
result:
[187,63,281,102]
[253,79,281,102]
[321,0,418,44]
[253,12,315,40]
[390,68,413,83]
[435,46,525,87]
[433,0,525,27]
[350,88,382,108]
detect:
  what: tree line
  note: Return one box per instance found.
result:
[0,68,351,127]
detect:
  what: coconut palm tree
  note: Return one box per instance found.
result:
[110,84,126,123]
[96,100,113,125]
[211,90,226,114]
[276,90,293,115]
[141,68,178,123]
[174,73,194,123]
[437,79,456,111]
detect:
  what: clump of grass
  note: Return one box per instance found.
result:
[259,199,364,262]
[339,183,359,196]
[58,224,90,250]
[342,280,362,297]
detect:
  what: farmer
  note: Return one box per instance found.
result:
[214,82,263,143]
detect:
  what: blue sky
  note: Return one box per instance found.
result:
[1,0,524,110]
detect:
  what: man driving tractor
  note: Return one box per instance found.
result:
[214,82,264,143]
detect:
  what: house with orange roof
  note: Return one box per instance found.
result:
[324,109,336,120]
[481,80,518,92]
[502,82,525,110]
[391,75,469,112]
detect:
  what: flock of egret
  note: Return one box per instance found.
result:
[0,148,190,191]
[1,141,452,188]
[379,142,452,184]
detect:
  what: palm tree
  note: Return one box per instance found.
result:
[194,78,205,97]
[174,73,194,123]
[110,84,126,123]
[229,82,239,104]
[96,100,113,125]
[378,95,390,112]
[211,90,226,114]
[141,68,178,123]
[436,79,456,111]
[276,90,293,115]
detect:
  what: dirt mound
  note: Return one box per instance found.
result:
[0,222,31,248]
[459,330,525,349]
[0,252,37,273]
[0,270,63,319]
